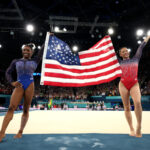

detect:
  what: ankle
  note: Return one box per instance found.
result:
[130,127,134,131]
[137,125,141,129]
[18,130,23,134]
[0,131,5,135]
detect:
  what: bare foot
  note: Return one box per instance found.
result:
[14,131,23,139]
[136,127,142,138]
[0,133,5,142]
[129,129,135,137]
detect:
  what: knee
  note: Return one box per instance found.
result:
[134,101,141,109]
[6,106,16,120]
[23,107,29,116]
[124,106,130,112]
[8,105,16,113]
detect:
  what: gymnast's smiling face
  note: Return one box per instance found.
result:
[119,47,130,60]
[22,46,33,59]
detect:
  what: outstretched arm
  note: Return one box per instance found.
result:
[34,32,54,65]
[144,36,150,43]
[34,44,44,65]
[134,36,150,59]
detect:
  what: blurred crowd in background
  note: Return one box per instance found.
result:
[1,74,150,100]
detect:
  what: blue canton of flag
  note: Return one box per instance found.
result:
[46,35,80,65]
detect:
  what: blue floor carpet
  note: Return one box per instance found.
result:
[0,134,150,150]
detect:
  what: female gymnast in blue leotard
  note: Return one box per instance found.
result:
[0,43,44,142]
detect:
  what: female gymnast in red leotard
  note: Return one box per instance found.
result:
[119,35,150,137]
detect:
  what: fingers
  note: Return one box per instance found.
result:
[11,81,22,88]
[15,82,22,88]
[144,36,150,42]
[49,32,54,36]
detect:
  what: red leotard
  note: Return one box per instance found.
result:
[119,42,146,90]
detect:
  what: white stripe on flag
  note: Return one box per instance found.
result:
[80,49,115,63]
[90,37,111,49]
[44,63,120,76]
[79,43,113,55]
[42,70,122,84]
[43,56,118,70]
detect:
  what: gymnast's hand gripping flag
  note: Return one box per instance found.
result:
[40,32,122,87]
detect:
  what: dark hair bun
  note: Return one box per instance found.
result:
[22,43,36,50]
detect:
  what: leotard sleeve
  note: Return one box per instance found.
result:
[5,59,17,83]
[134,41,147,60]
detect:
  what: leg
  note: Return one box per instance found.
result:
[130,82,142,138]
[119,81,135,136]
[0,87,24,142]
[14,82,34,138]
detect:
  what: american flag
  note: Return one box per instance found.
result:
[40,32,122,87]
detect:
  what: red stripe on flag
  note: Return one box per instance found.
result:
[81,53,116,66]
[45,59,119,73]
[43,73,121,87]
[44,67,121,79]
[89,35,110,49]
[93,40,112,49]
[79,46,114,59]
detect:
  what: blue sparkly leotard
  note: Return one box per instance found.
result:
[6,47,43,90]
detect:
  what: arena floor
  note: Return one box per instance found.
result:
[0,110,150,150]
[0,110,150,134]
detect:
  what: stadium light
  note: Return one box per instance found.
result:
[54,26,60,32]
[136,29,144,36]
[128,48,131,52]
[39,32,43,36]
[0,44,2,48]
[91,34,95,38]
[72,45,79,52]
[26,24,34,32]
[117,35,121,39]
[98,34,102,38]
[143,36,146,39]
[96,29,99,33]
[38,46,41,49]
[115,1,119,4]
[10,31,14,35]
[147,30,150,36]
[108,28,114,35]
[137,40,142,44]
[63,28,67,32]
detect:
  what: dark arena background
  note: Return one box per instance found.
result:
[0,0,150,150]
